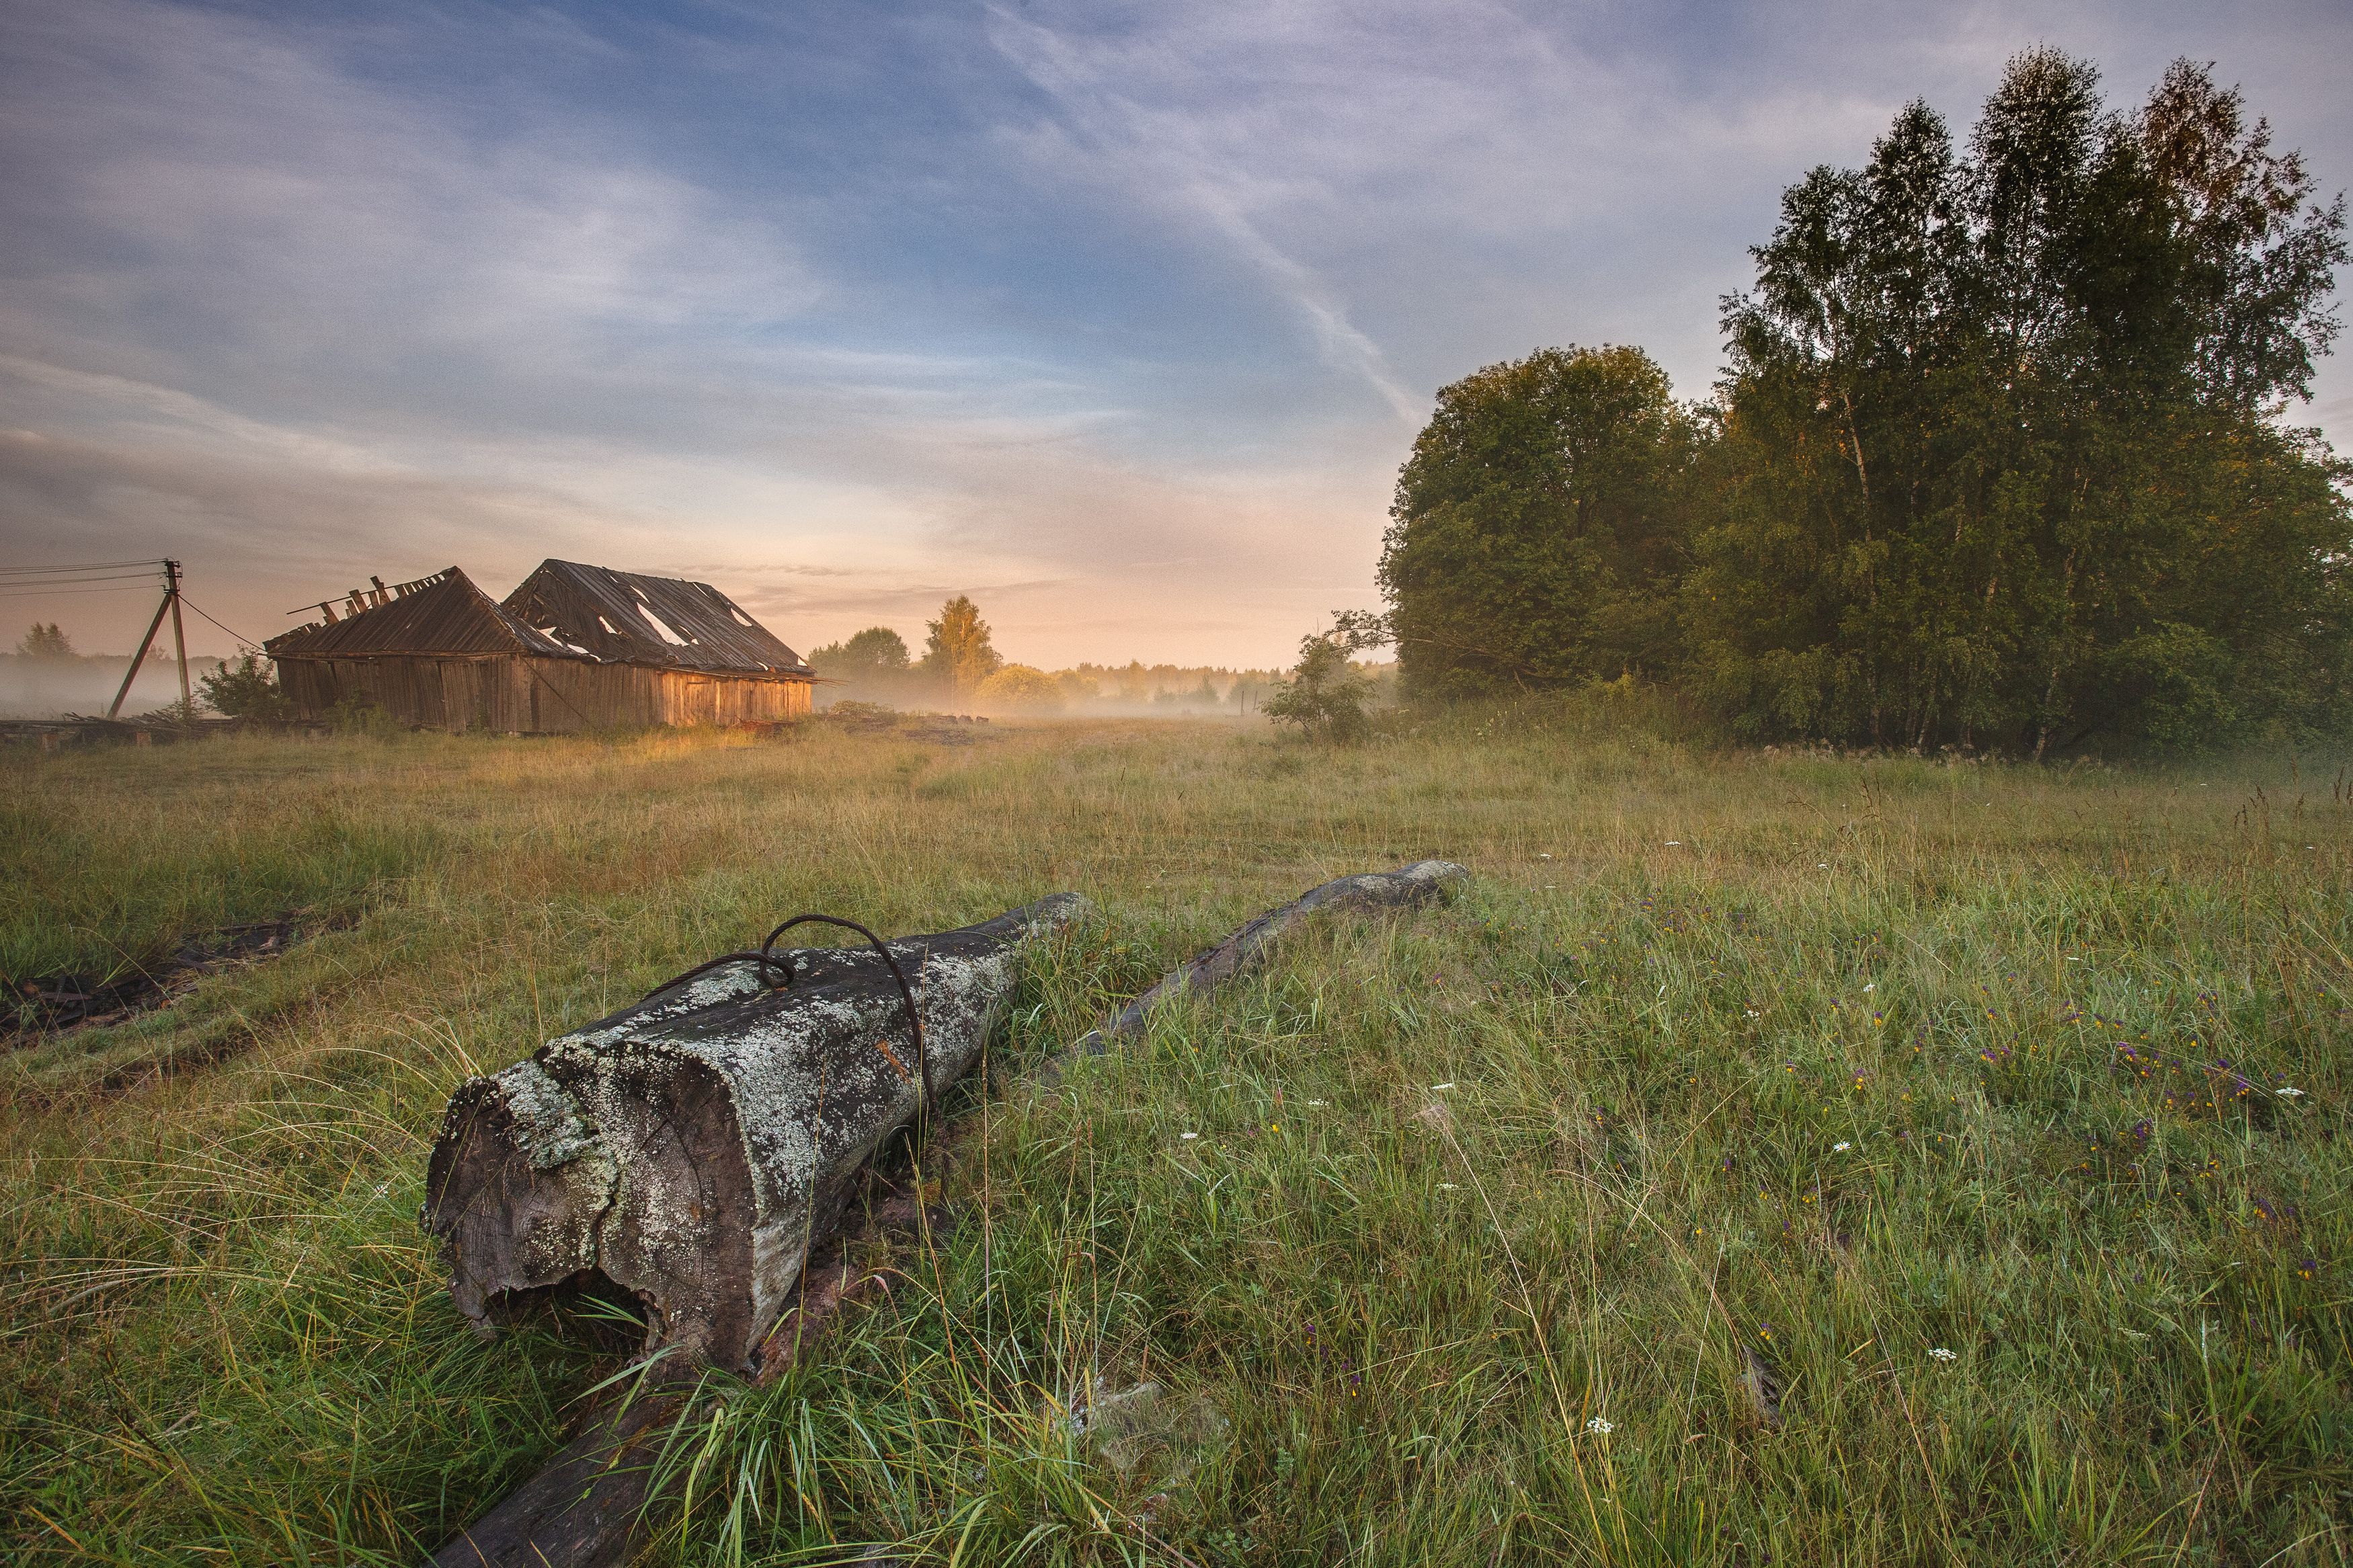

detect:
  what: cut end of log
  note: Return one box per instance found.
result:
[551,1045,801,1368]
[423,1061,616,1327]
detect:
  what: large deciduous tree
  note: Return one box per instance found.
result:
[919,595,1004,696]
[809,626,912,686]
[1685,50,2350,751]
[1378,344,1702,700]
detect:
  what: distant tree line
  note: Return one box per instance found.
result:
[1367,52,2349,753]
[810,594,1281,713]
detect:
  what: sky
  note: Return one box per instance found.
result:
[1,0,2348,669]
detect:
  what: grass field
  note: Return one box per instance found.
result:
[3,714,2348,1565]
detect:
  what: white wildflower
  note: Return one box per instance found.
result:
[1306,1100,1328,1108]
[1431,1082,1455,1091]
[1180,1132,1198,1141]
[1586,1416,1613,1434]
[2276,1087,2305,1098]
[1439,1183,1460,1190]
[1833,1141,1852,1152]
[1666,840,1681,846]
[1863,983,1876,993]
[1928,1347,1958,1362]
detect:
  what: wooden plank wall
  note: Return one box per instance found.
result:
[277,655,811,732]
[522,660,810,729]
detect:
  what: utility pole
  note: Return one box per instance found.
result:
[106,559,188,720]
[167,559,190,715]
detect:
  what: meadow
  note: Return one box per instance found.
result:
[1,714,2347,1565]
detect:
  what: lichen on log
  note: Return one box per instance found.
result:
[423,894,1084,1372]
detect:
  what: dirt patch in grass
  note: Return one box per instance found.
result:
[5,915,325,1045]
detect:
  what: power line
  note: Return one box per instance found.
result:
[0,566,164,577]
[0,573,166,589]
[0,559,166,576]
[3,563,260,655]
[0,584,164,599]
[179,596,262,650]
[7,561,260,658]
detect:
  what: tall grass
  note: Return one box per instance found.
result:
[1,721,2346,1563]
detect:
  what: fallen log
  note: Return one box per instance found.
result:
[424,895,1085,1374]
[431,862,1468,1568]
[1062,858,1469,1063]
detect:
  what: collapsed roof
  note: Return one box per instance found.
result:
[502,559,811,676]
[266,561,813,677]
[264,568,572,661]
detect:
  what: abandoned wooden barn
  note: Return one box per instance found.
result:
[264,561,815,732]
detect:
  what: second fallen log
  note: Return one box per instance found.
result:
[423,895,1083,1373]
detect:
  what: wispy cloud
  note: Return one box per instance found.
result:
[986,5,1425,422]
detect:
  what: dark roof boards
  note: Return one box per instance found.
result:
[267,560,813,679]
[266,569,574,661]
[502,560,812,676]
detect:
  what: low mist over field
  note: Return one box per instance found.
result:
[0,655,210,720]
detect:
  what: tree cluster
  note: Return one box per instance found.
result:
[809,595,1007,703]
[1376,53,2349,753]
[807,625,913,686]
[15,622,75,661]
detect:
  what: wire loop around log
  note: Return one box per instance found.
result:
[638,913,931,1134]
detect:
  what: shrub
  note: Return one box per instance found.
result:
[975,664,1064,714]
[198,652,293,723]
[327,691,397,737]
[1261,634,1373,742]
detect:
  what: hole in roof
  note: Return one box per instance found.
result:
[636,603,691,647]
[598,615,619,634]
[729,608,754,627]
